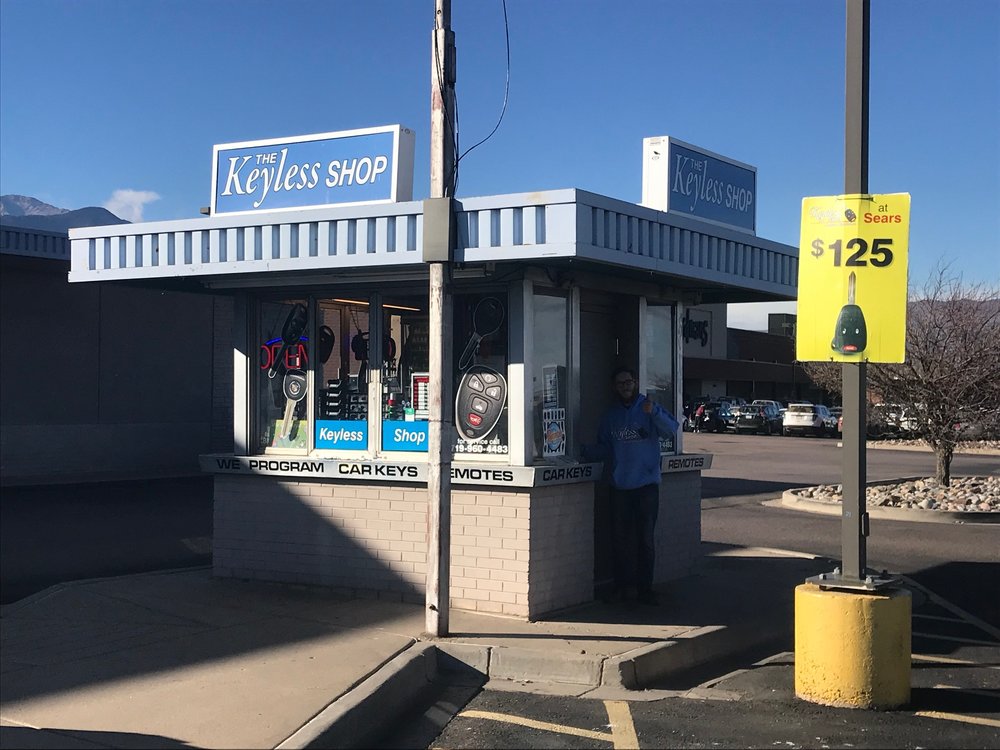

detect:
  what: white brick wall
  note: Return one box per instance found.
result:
[655,471,702,582]
[213,471,701,619]
[210,297,234,453]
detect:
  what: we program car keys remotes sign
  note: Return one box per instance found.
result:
[797,193,910,363]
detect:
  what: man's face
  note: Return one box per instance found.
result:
[613,373,637,403]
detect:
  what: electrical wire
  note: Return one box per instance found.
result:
[453,0,510,196]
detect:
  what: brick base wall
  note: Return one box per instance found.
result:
[213,471,700,619]
[655,471,702,583]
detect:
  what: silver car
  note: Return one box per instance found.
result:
[782,403,835,437]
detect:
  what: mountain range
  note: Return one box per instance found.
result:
[0,194,127,232]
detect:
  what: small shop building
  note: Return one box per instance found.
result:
[68,128,798,620]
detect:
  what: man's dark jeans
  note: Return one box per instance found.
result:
[611,483,659,596]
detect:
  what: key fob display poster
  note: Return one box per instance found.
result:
[259,299,310,449]
[797,193,910,363]
[453,294,509,455]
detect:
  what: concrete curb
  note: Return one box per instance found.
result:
[603,625,729,689]
[778,491,1000,524]
[282,614,777,748]
[489,644,603,686]
[845,442,1000,456]
[276,640,433,750]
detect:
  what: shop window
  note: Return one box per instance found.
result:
[257,298,310,451]
[453,292,509,458]
[644,304,677,454]
[531,292,569,461]
[253,291,512,460]
[314,298,371,451]
[380,296,429,452]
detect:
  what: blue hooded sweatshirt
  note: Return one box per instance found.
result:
[595,394,679,490]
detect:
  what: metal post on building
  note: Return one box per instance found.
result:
[425,0,455,637]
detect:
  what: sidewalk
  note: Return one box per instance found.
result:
[1,545,831,749]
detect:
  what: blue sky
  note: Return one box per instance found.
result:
[2,0,997,330]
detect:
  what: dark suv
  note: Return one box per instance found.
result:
[735,403,783,435]
[694,401,733,433]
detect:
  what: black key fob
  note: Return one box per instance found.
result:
[455,365,507,442]
[831,304,867,354]
[831,270,867,354]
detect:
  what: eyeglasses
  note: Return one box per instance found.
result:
[614,379,635,387]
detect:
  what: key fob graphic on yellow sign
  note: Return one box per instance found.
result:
[831,271,867,354]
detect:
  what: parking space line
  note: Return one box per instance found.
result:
[913,613,971,623]
[932,683,998,700]
[913,710,1000,728]
[913,632,1000,647]
[604,700,640,749]
[913,653,1000,670]
[459,710,613,743]
[902,575,1000,641]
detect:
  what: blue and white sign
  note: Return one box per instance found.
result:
[315,421,368,450]
[382,421,429,452]
[642,136,757,233]
[211,125,415,216]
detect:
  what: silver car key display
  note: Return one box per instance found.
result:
[458,297,505,371]
[280,369,307,439]
[455,296,508,442]
[455,364,507,442]
[268,303,308,379]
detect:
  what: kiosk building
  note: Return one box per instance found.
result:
[68,128,798,619]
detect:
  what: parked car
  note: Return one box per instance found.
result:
[868,403,921,437]
[782,402,836,437]
[735,403,783,435]
[722,404,741,431]
[952,408,1000,440]
[694,401,733,433]
[751,399,782,411]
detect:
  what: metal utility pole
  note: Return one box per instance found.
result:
[426,0,455,637]
[841,0,869,583]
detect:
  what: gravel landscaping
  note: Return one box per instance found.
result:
[790,475,1000,513]
[786,439,999,514]
[870,438,1000,454]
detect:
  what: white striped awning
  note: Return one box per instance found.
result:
[68,188,798,301]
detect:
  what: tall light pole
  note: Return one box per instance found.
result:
[840,0,869,585]
[425,0,455,637]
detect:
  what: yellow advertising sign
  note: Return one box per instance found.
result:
[796,193,910,363]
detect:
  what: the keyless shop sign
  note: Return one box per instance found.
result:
[796,193,910,363]
[643,137,757,232]
[211,125,415,215]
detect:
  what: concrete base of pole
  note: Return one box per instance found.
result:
[794,582,911,709]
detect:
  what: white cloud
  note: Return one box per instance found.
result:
[104,189,161,222]
[727,301,798,332]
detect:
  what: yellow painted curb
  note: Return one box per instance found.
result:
[794,582,911,709]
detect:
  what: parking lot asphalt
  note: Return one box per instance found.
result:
[4,541,999,749]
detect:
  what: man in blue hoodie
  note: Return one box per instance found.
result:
[596,366,679,605]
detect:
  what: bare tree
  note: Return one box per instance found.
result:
[803,264,1000,485]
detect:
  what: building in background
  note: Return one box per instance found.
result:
[0,221,232,485]
[682,304,825,406]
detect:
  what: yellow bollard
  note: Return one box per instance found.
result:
[794,582,911,709]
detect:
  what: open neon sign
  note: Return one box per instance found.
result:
[260,337,309,371]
